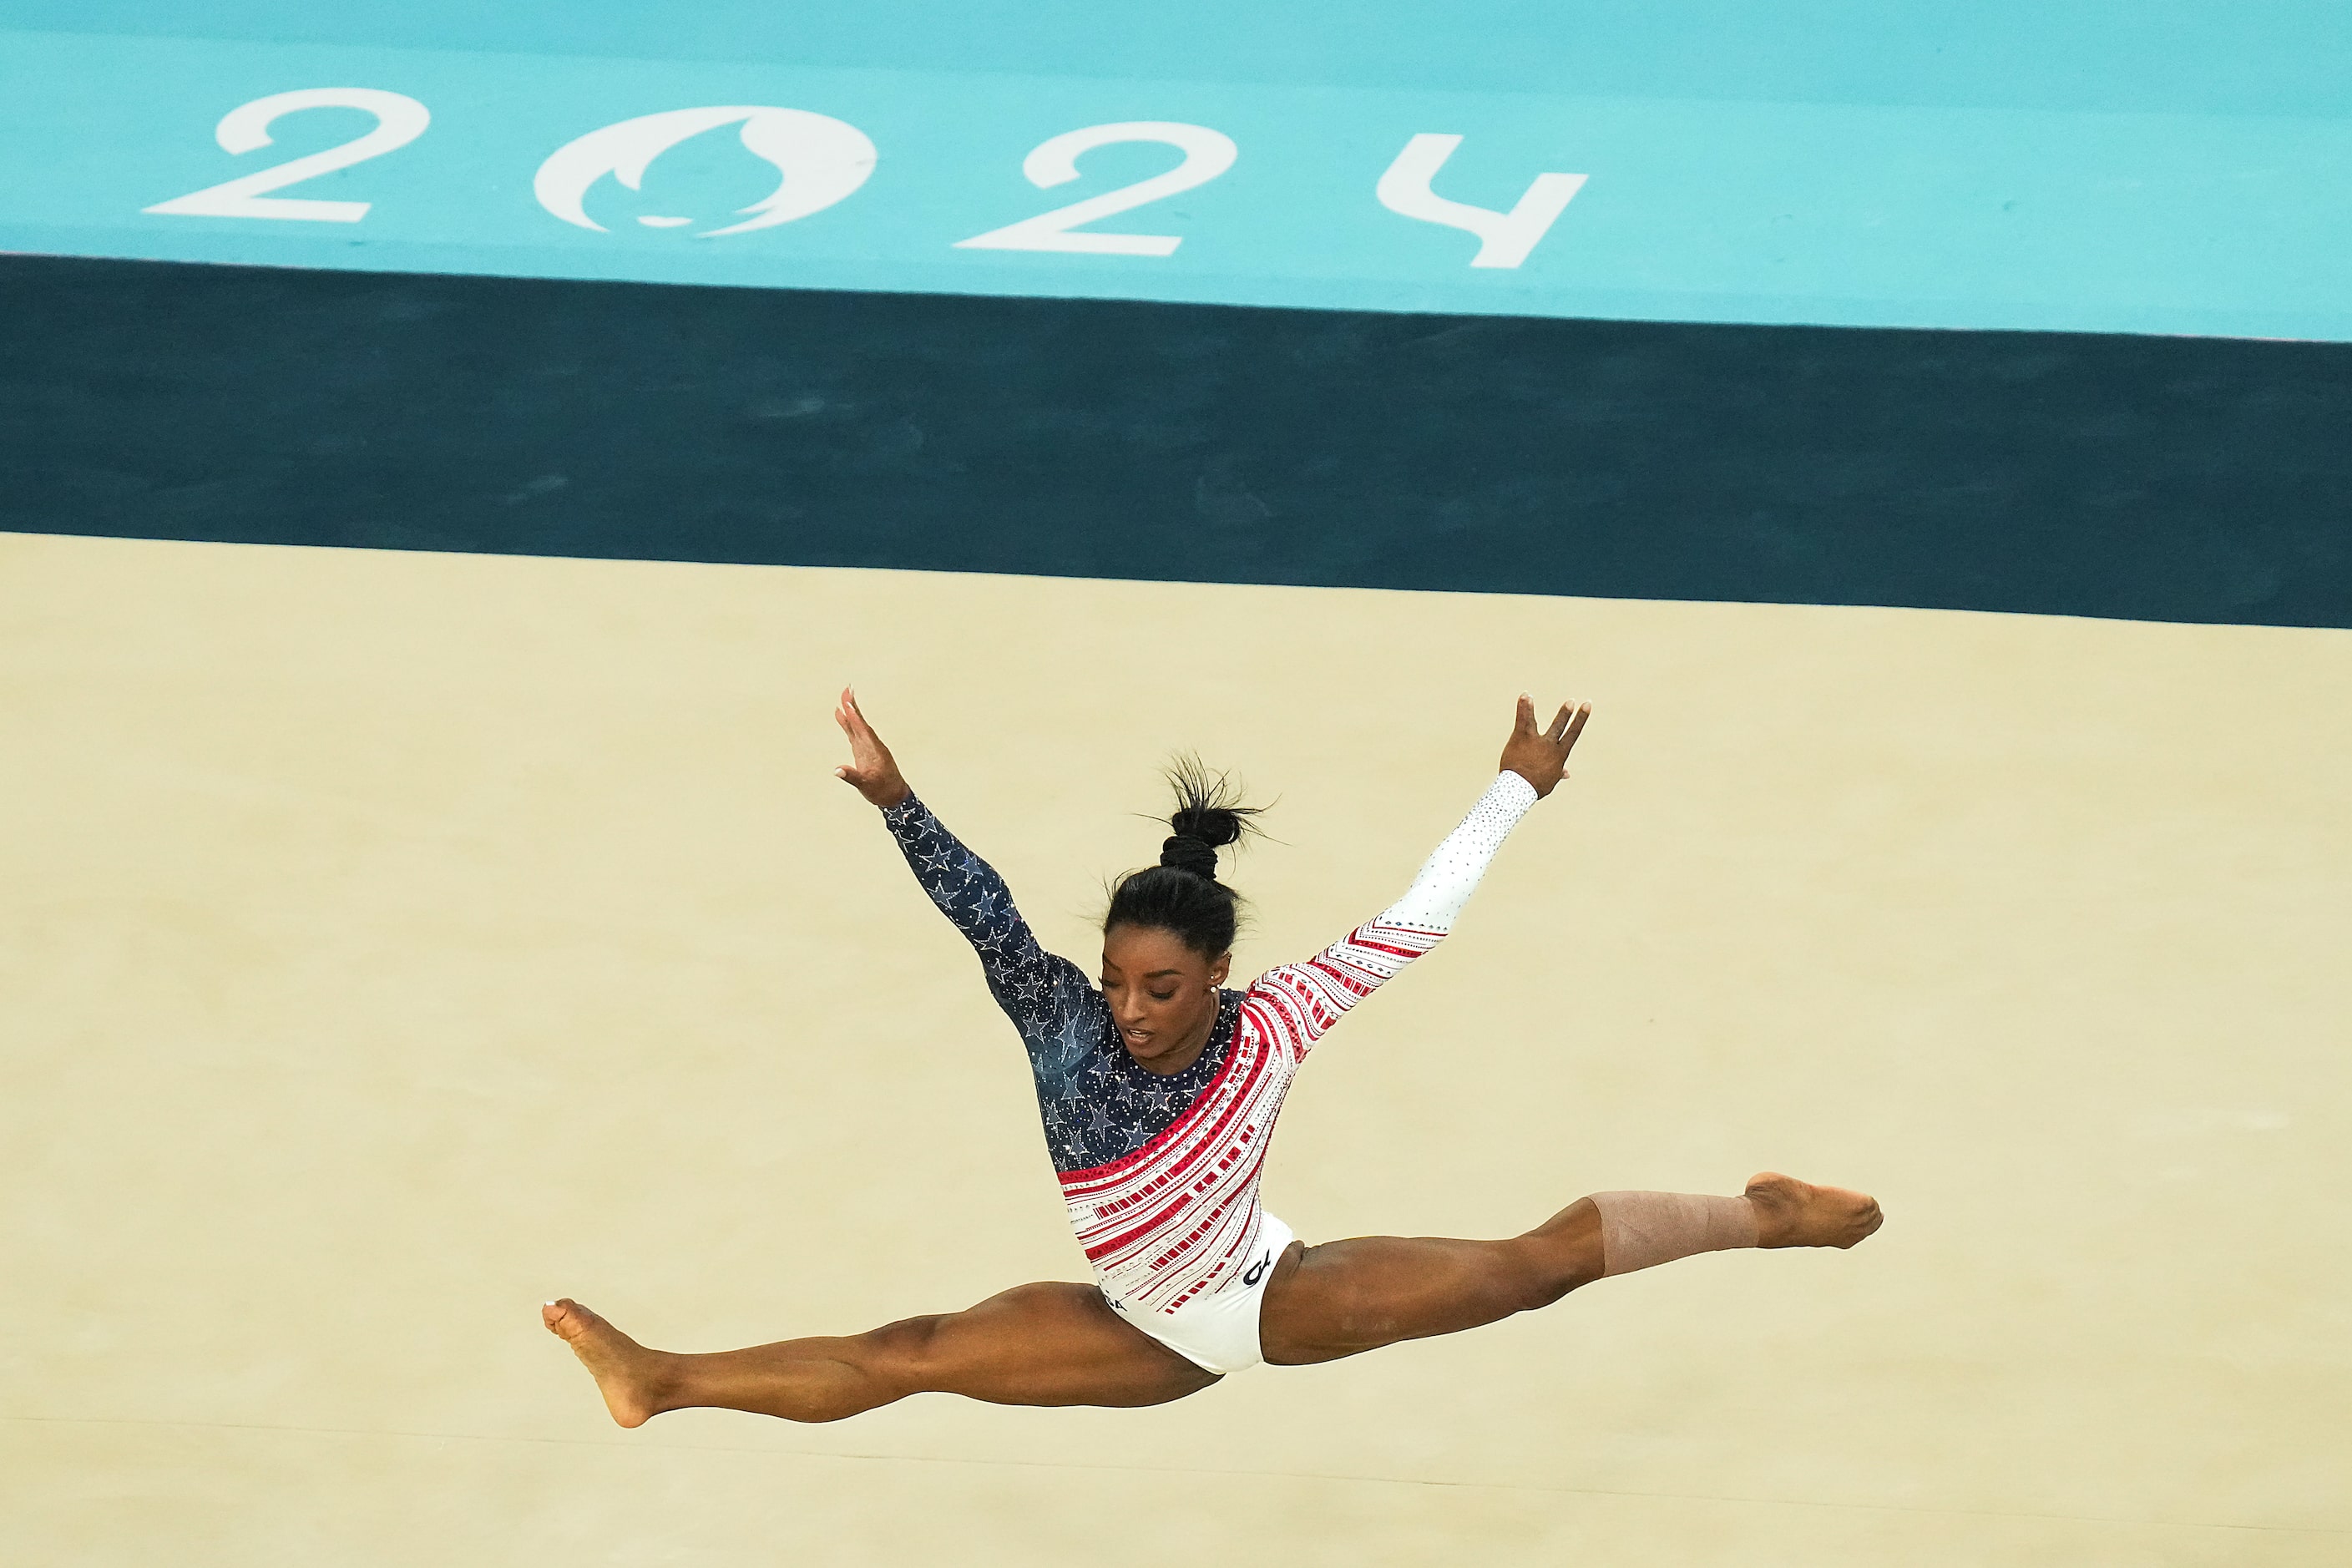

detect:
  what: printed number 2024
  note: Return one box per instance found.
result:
[145,91,1589,269]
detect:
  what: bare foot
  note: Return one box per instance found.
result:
[1743,1172,1884,1251]
[542,1298,677,1428]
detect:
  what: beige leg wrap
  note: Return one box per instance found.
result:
[1591,1191,1760,1277]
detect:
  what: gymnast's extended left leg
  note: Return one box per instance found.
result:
[1257,1171,1882,1365]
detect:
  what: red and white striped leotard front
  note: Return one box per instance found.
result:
[1065,915,1447,1309]
[883,771,1539,1314]
[1063,772,1538,1313]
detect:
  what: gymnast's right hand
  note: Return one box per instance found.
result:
[834,686,913,808]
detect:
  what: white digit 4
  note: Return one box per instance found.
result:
[956,121,1236,256]
[145,89,431,223]
[1377,134,1586,269]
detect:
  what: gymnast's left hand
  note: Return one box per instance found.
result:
[1500,694,1591,799]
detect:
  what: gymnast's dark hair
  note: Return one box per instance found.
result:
[1104,756,1266,959]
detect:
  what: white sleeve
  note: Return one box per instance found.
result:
[1377,771,1540,934]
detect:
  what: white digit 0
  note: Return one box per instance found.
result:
[955,121,1237,256]
[534,106,877,238]
[144,89,432,224]
[1376,134,1586,269]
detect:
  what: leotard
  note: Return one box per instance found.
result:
[883,771,1536,1313]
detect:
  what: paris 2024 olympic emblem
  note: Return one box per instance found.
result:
[532,105,878,237]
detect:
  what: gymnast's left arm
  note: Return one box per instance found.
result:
[1245,695,1591,1054]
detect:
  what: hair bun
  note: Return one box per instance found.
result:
[1168,803,1245,849]
[1159,834,1222,879]
[1105,756,1267,958]
[1155,754,1264,883]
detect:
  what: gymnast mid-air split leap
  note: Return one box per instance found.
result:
[545,690,1883,1423]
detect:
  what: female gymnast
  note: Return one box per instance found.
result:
[544,690,1882,1424]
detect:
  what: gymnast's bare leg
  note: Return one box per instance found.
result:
[544,690,1880,1425]
[543,1281,1214,1426]
[1257,1171,1879,1365]
[543,1171,1877,1424]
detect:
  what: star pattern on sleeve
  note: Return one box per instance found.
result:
[883,792,1244,1174]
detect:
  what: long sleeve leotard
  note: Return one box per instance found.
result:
[883,771,1537,1313]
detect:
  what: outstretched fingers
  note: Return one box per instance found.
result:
[1500,693,1591,797]
[832,688,911,807]
[834,687,871,790]
[1549,701,1591,751]
[835,685,870,738]
[1518,694,1591,751]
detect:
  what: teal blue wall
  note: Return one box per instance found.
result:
[9,9,2346,623]
[5,9,2349,338]
[17,3,2352,115]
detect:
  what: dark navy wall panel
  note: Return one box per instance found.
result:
[5,254,2347,627]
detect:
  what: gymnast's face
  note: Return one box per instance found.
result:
[1100,924,1231,1074]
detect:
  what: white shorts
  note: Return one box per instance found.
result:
[1100,1212,1297,1376]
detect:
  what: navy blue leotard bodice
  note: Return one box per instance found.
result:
[883,793,1239,1174]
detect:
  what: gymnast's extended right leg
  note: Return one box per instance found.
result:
[543,1278,1215,1426]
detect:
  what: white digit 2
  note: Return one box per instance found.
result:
[1376,134,1586,268]
[144,89,431,223]
[955,122,1237,256]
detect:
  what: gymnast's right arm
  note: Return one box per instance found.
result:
[832,688,1078,1027]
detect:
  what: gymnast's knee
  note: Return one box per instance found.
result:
[1508,1216,1605,1310]
[864,1310,945,1360]
[1511,1258,1586,1313]
[832,1314,948,1404]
